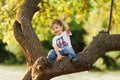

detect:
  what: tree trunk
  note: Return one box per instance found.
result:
[13,0,120,80]
[13,0,46,68]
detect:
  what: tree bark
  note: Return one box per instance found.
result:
[13,0,46,68]
[31,31,120,80]
[12,0,120,80]
[13,0,45,79]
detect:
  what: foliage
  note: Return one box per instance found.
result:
[0,40,24,64]
[0,0,23,44]
[83,0,120,44]
[32,0,91,41]
[0,0,25,64]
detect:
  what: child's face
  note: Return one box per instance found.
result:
[51,23,63,35]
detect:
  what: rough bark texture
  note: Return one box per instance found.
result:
[12,0,120,80]
[13,0,46,68]
[13,0,45,79]
[31,31,120,80]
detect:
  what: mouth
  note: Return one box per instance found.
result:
[55,31,59,34]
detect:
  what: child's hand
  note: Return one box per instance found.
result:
[56,54,64,62]
[60,14,66,21]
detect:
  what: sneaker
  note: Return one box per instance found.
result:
[71,58,77,62]
[47,59,54,64]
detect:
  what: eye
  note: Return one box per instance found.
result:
[52,28,54,30]
[52,28,55,30]
[55,26,59,29]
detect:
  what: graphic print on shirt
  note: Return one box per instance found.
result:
[56,36,68,48]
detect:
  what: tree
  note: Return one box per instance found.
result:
[13,0,120,80]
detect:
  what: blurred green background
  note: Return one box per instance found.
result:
[0,0,120,71]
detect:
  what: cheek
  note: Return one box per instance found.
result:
[59,28,62,31]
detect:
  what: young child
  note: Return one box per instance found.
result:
[47,14,77,63]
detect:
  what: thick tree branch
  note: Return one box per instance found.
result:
[32,31,120,80]
[12,0,46,79]
[13,0,46,68]
[17,0,42,21]
[22,68,32,80]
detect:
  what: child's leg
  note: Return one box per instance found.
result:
[47,49,57,63]
[62,47,77,61]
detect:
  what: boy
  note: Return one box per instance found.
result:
[47,14,77,63]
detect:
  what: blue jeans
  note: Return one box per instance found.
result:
[47,47,77,63]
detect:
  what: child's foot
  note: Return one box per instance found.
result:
[71,57,78,63]
[71,58,79,68]
[47,59,53,64]
[72,58,77,62]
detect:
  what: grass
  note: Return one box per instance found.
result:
[52,71,120,80]
[0,64,26,80]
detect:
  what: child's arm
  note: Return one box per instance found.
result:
[59,14,71,34]
[53,44,64,62]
